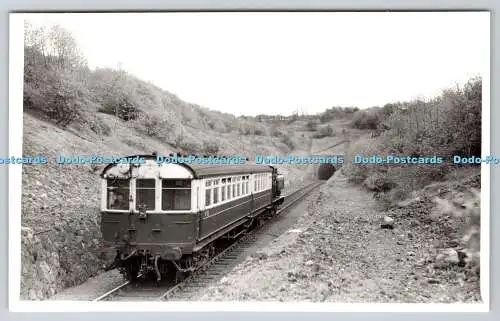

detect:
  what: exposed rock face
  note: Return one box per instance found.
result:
[20,207,106,300]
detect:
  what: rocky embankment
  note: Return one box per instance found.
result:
[188,172,481,302]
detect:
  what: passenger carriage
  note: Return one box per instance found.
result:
[100,154,284,281]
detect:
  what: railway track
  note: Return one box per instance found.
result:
[93,180,322,302]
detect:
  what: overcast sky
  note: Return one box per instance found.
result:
[22,12,489,116]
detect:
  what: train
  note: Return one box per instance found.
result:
[100,154,285,282]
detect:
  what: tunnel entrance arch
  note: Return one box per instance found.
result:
[318,163,336,180]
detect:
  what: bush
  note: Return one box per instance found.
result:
[281,136,295,150]
[97,97,139,121]
[306,120,317,131]
[312,125,334,138]
[202,140,219,154]
[319,106,360,123]
[350,108,384,130]
[174,135,202,154]
[89,116,111,136]
[269,125,283,137]
[134,114,164,137]
[344,77,481,211]
[254,128,265,136]
[23,68,83,128]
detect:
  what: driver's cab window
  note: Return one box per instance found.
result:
[107,179,130,210]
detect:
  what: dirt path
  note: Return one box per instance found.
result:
[187,173,480,302]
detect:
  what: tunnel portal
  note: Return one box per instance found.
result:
[317,163,336,180]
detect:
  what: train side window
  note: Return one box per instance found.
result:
[107,179,130,210]
[136,179,156,210]
[227,178,232,200]
[245,176,249,194]
[221,178,226,202]
[213,179,219,204]
[205,180,212,206]
[162,179,191,210]
[236,178,240,196]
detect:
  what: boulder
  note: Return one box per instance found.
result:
[380,216,394,229]
[435,248,460,268]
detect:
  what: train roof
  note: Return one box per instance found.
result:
[100,154,274,179]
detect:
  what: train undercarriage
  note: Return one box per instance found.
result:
[109,206,279,283]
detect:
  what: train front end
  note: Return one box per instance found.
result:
[100,156,198,281]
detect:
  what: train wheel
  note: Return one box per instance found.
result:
[175,270,187,283]
[124,262,139,282]
[163,261,178,283]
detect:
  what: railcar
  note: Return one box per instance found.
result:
[100,154,285,282]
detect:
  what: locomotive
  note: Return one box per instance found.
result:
[100,154,285,282]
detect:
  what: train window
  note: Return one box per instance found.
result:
[136,179,156,211]
[227,178,232,200]
[211,179,219,204]
[162,179,191,210]
[221,178,226,202]
[205,180,212,206]
[205,188,212,206]
[107,179,130,210]
[213,186,219,204]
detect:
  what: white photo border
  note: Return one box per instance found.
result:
[8,11,491,312]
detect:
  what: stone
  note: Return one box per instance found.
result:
[381,216,394,229]
[435,248,459,268]
[428,278,440,284]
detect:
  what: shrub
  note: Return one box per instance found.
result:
[350,108,384,130]
[312,125,334,138]
[173,136,202,154]
[319,106,360,123]
[89,116,111,136]
[97,96,139,121]
[306,120,317,131]
[135,114,163,137]
[281,136,295,150]
[269,125,282,137]
[202,140,219,154]
[23,68,83,128]
[254,128,265,136]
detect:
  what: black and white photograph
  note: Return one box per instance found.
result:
[8,11,490,311]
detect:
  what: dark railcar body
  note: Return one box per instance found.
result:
[100,155,284,280]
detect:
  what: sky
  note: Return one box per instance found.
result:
[21,12,489,116]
